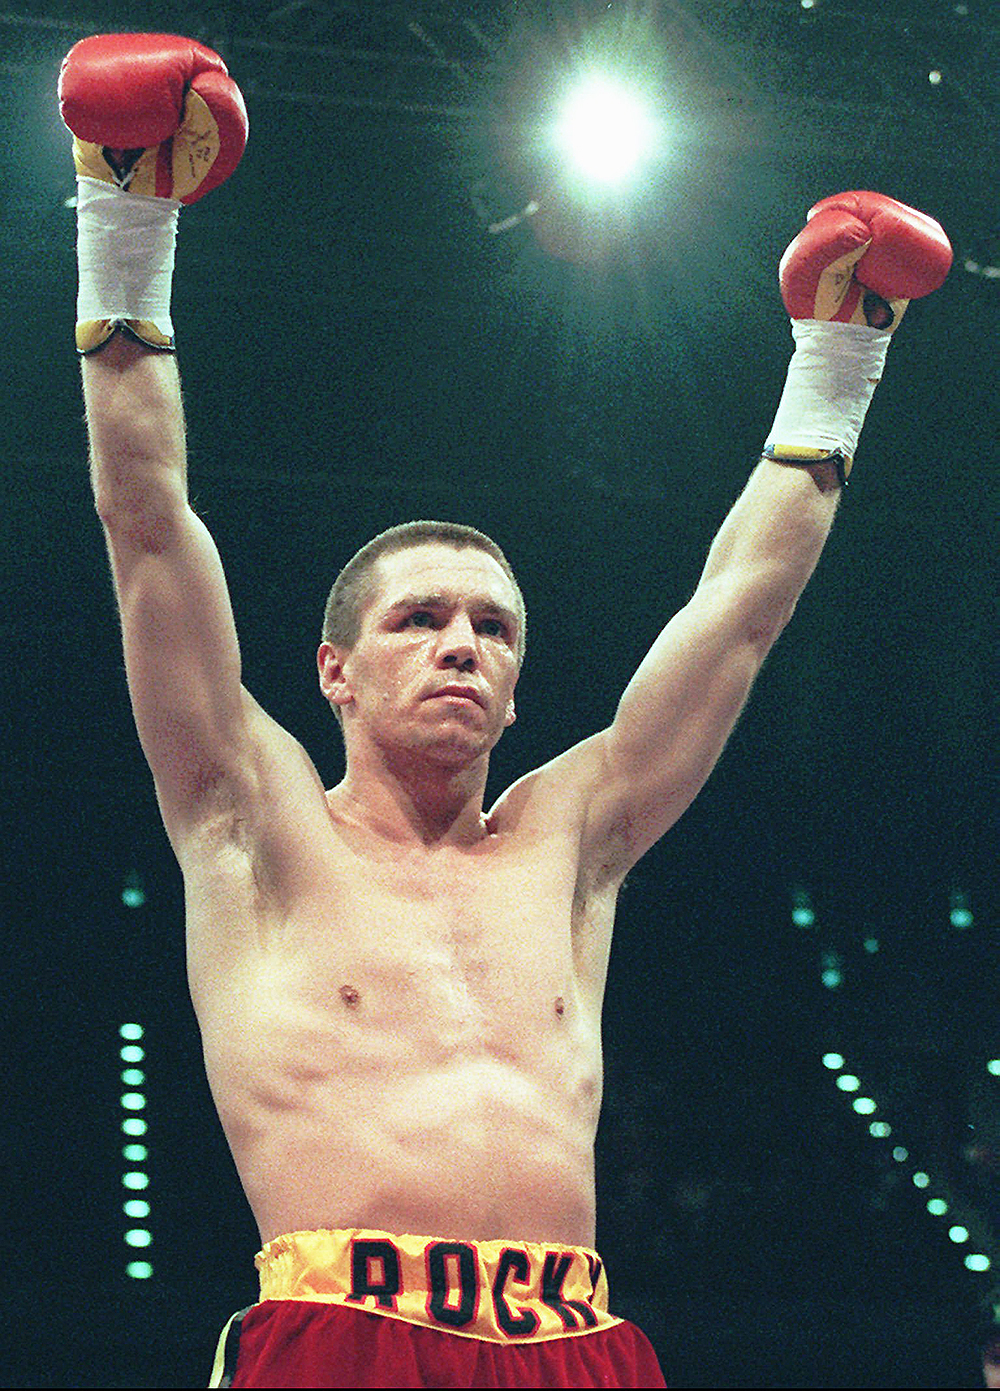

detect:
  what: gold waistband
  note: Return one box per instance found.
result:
[254,1228,621,1343]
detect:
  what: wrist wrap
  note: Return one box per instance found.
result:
[75,175,180,353]
[764,319,891,483]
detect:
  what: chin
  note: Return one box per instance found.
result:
[412,720,502,765]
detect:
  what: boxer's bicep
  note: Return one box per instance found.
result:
[578,581,775,881]
[104,501,261,837]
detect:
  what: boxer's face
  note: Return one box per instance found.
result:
[321,544,521,764]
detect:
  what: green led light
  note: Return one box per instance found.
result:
[821,968,842,989]
[913,1171,930,1189]
[791,888,814,928]
[124,1228,152,1248]
[950,891,973,929]
[123,1199,150,1219]
[122,1144,147,1163]
[948,1225,969,1243]
[869,1121,892,1138]
[822,1052,845,1070]
[122,1172,149,1191]
[892,1146,909,1162]
[126,1260,153,1280]
[863,937,879,954]
[121,1118,147,1137]
[119,1023,144,1041]
[853,1097,877,1115]
[836,1075,860,1092]
[987,1060,1000,1077]
[965,1254,991,1272]
[120,1092,146,1111]
[120,1045,145,1063]
[122,871,146,909]
[121,1069,145,1087]
[927,1198,949,1216]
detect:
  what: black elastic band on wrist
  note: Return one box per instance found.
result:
[761,445,848,489]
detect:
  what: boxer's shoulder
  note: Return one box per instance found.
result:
[488,730,607,836]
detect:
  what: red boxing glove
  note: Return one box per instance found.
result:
[59,32,247,203]
[779,190,953,333]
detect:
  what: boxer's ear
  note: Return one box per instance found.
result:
[318,643,354,710]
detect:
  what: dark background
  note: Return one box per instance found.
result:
[3,1,997,1386]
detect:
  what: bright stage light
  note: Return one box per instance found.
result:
[554,76,656,186]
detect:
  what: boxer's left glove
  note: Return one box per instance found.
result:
[59,33,248,353]
[764,191,953,483]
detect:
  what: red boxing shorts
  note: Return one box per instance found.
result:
[208,1227,666,1389]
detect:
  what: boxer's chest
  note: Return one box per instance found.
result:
[271,818,587,1027]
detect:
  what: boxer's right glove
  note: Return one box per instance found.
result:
[764,191,952,483]
[59,33,248,353]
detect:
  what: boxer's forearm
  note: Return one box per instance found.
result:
[83,334,189,524]
[694,458,840,636]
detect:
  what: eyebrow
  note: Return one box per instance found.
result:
[384,593,519,629]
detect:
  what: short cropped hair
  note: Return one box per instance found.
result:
[321,520,527,726]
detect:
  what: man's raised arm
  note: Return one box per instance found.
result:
[575,192,953,880]
[64,34,266,847]
[84,336,251,842]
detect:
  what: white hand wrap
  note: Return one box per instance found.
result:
[765,319,892,465]
[75,176,181,338]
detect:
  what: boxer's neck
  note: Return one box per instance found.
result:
[328,747,491,849]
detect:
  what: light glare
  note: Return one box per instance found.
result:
[555,76,656,185]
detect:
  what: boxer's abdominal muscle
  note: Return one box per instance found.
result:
[187,795,615,1248]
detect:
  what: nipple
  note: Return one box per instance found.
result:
[554,996,565,1017]
[339,984,360,1007]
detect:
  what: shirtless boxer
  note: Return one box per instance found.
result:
[61,32,952,1391]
